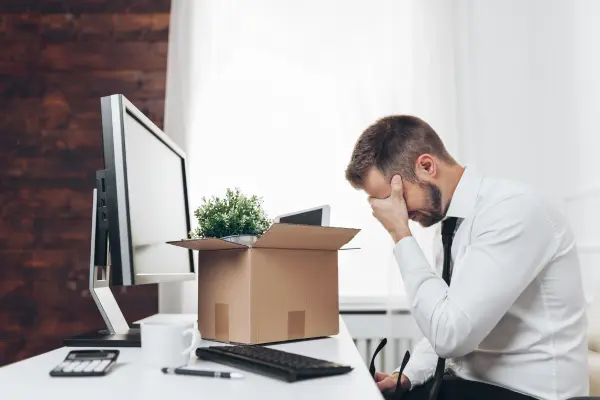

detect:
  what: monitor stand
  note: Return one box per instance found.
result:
[64,189,141,347]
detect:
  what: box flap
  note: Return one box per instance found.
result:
[253,223,359,250]
[167,238,248,251]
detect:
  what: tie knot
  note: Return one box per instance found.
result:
[442,217,458,237]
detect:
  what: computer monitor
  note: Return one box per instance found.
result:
[65,94,195,347]
[100,94,194,286]
[275,205,331,226]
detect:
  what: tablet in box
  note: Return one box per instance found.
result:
[168,223,359,344]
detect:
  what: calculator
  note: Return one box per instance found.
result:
[49,350,119,377]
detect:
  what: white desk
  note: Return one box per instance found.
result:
[0,314,383,400]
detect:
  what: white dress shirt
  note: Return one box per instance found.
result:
[393,166,589,400]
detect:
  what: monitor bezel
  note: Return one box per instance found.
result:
[101,94,195,286]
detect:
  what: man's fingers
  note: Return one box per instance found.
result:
[374,371,388,382]
[369,197,381,212]
[376,376,398,392]
[391,174,404,201]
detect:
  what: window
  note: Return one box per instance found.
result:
[167,0,445,301]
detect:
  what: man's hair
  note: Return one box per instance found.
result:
[345,115,455,188]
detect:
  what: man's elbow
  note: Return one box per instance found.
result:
[434,334,478,359]
[435,343,475,359]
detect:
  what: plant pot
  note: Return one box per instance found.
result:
[221,234,259,246]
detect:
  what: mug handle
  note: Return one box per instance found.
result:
[181,326,201,356]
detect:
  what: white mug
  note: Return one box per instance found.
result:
[140,321,201,368]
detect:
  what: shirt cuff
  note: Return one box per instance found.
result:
[398,363,431,388]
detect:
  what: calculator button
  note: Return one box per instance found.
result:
[94,360,111,372]
[84,360,101,372]
[63,361,80,373]
[73,361,90,373]
[53,361,70,372]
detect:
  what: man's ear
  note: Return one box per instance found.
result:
[415,154,436,180]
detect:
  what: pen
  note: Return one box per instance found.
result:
[161,367,244,379]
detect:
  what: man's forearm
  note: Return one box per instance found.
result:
[391,227,412,243]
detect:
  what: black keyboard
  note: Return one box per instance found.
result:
[195,345,353,382]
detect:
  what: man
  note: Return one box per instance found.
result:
[345,116,589,400]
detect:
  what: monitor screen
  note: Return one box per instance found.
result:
[278,209,324,226]
[122,110,192,280]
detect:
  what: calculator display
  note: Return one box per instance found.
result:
[68,351,116,361]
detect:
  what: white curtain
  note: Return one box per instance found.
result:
[163,0,460,310]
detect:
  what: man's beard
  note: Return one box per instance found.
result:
[410,182,445,228]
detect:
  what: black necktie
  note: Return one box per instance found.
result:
[428,217,458,400]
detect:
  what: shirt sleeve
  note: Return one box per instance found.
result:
[393,194,559,359]
[394,337,439,388]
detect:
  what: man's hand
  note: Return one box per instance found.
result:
[374,372,411,392]
[369,175,411,242]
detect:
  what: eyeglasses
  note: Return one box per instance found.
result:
[369,338,411,400]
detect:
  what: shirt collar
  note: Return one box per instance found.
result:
[444,165,483,219]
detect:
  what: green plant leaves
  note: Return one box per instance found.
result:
[189,187,272,239]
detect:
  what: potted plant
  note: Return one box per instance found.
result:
[189,187,272,245]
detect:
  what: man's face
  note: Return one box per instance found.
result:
[363,167,444,227]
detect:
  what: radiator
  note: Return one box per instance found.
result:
[342,311,422,373]
[352,337,415,372]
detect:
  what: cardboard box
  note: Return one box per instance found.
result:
[168,223,359,344]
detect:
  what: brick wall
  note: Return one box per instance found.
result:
[0,0,171,366]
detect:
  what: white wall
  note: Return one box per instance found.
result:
[453,0,600,302]
[568,0,600,303]
[454,0,576,197]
